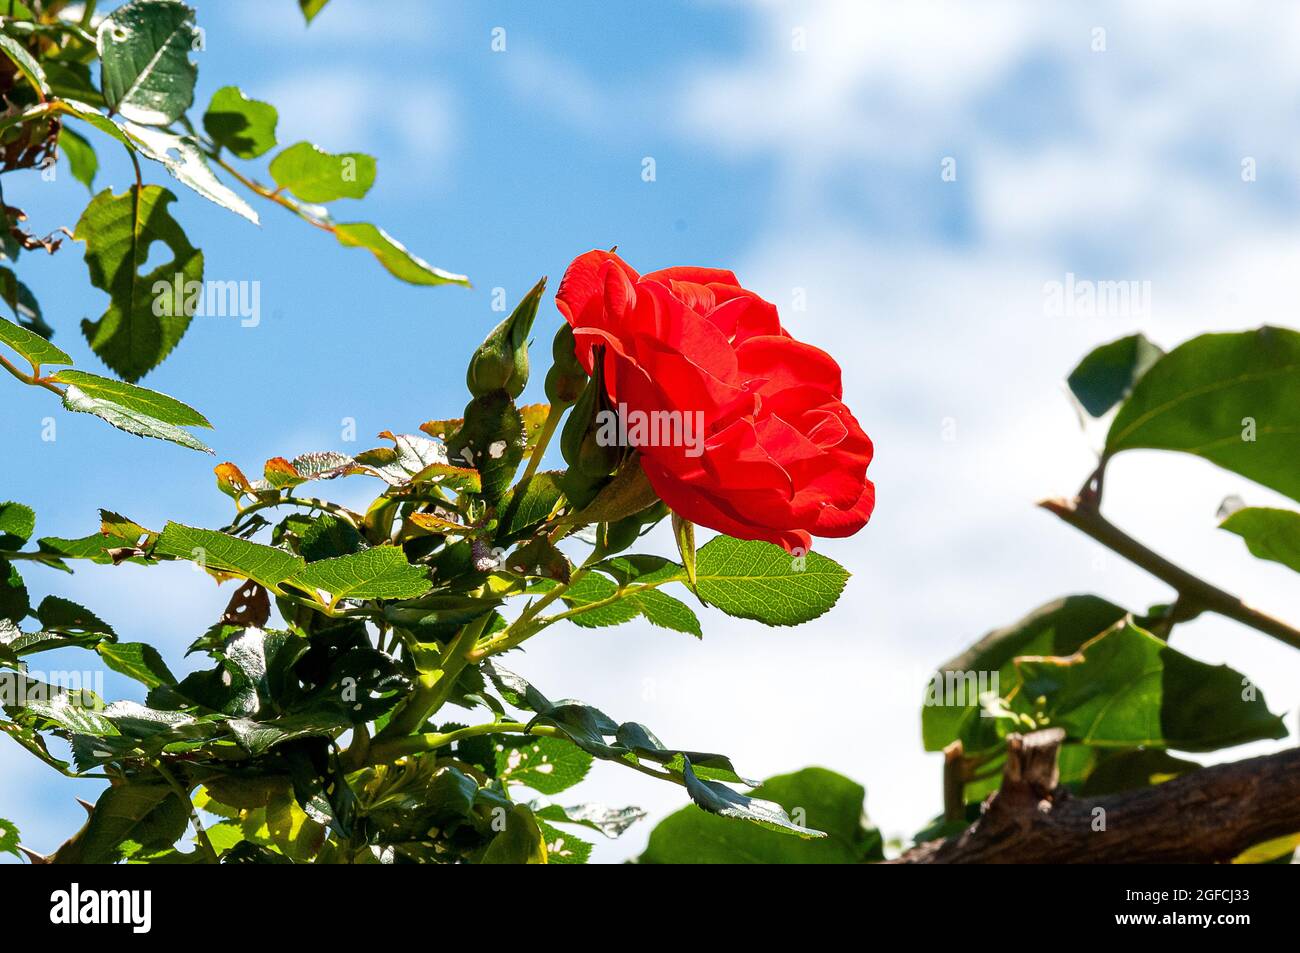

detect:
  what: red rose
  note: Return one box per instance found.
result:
[555,250,874,552]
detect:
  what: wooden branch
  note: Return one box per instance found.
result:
[890,729,1300,864]
[1039,495,1300,651]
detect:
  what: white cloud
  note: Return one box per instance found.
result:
[259,70,456,180]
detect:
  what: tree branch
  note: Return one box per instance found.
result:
[891,728,1300,863]
[1039,495,1300,651]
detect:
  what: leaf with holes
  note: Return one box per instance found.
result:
[75,186,203,382]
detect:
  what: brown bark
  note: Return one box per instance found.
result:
[890,729,1300,864]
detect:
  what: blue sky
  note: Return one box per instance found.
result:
[5,0,1300,862]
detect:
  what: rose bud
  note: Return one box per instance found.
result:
[467,277,546,398]
[560,350,621,478]
[544,323,587,407]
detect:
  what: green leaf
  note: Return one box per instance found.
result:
[0,315,71,368]
[0,501,36,549]
[641,767,881,863]
[1106,327,1300,502]
[0,268,50,337]
[1068,333,1165,417]
[37,595,114,635]
[1013,620,1288,751]
[634,588,701,637]
[355,432,448,486]
[1220,506,1300,574]
[98,0,198,126]
[76,783,188,864]
[269,142,375,202]
[0,34,47,97]
[923,595,1129,753]
[506,536,570,583]
[498,471,563,539]
[692,535,849,626]
[0,817,19,858]
[447,393,524,503]
[680,759,826,839]
[59,126,98,192]
[298,513,364,562]
[154,523,305,588]
[1078,749,1199,796]
[671,513,697,589]
[124,123,260,223]
[552,572,639,629]
[60,383,212,452]
[203,86,278,159]
[481,804,548,864]
[299,0,331,23]
[535,819,591,864]
[531,802,646,839]
[484,662,749,784]
[333,222,470,287]
[52,370,209,427]
[0,557,30,623]
[495,735,592,795]
[74,185,204,382]
[266,785,324,862]
[98,642,175,689]
[289,546,431,602]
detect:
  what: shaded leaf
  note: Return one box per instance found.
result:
[75,783,188,864]
[1013,620,1287,752]
[74,185,203,381]
[642,767,880,863]
[922,595,1129,753]
[680,759,825,839]
[203,85,277,159]
[1067,333,1165,417]
[481,804,547,864]
[59,126,98,192]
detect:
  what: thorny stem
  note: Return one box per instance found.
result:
[1039,493,1300,652]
